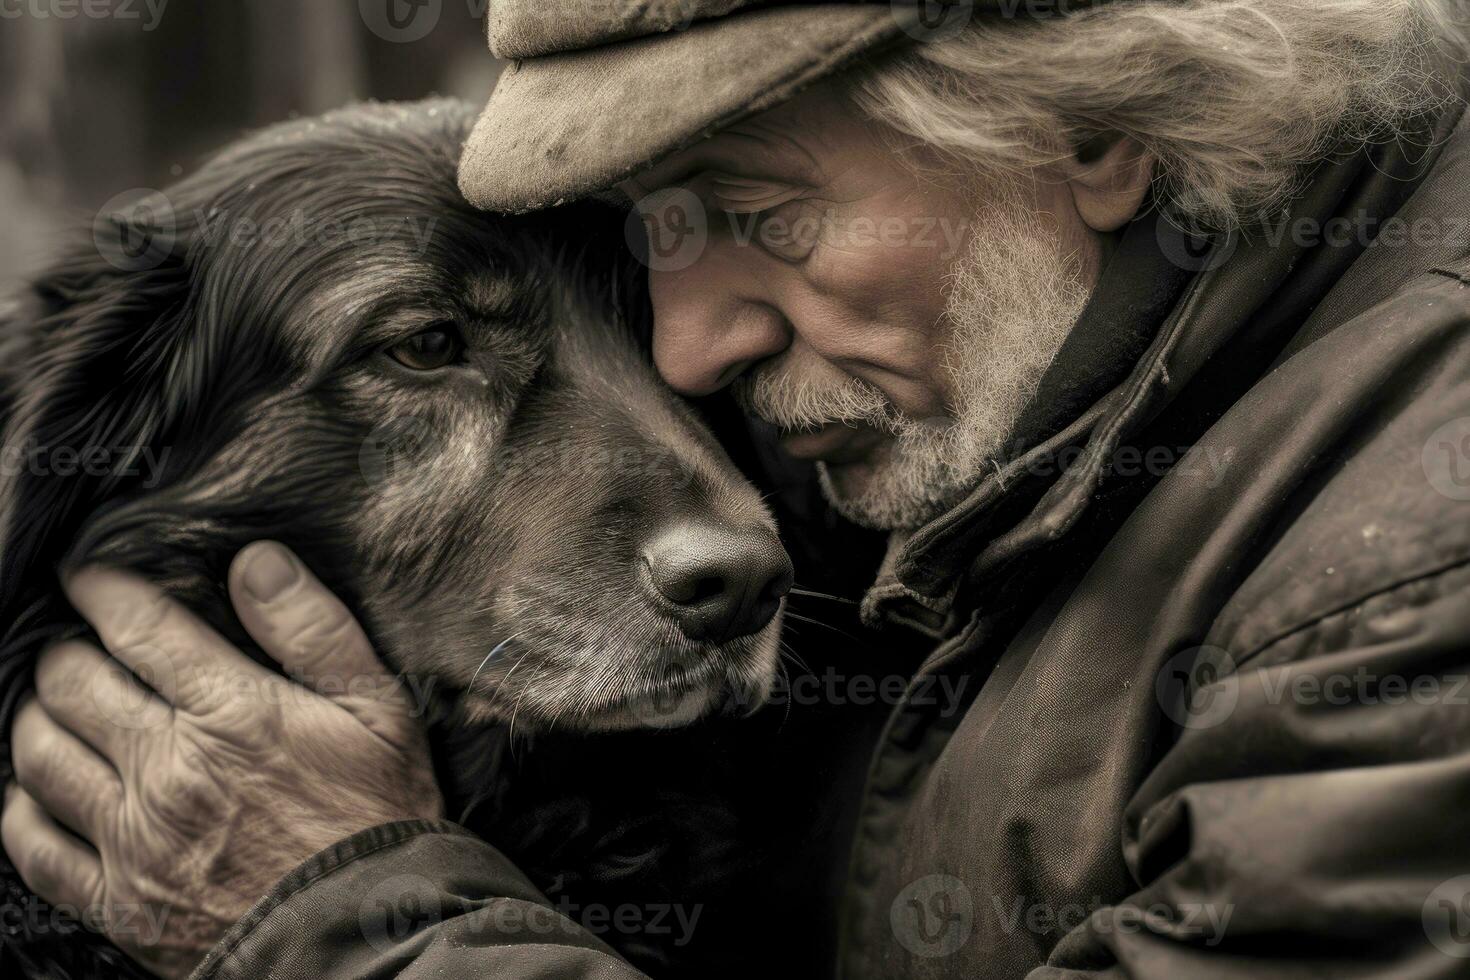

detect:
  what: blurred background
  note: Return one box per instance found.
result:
[0,0,505,293]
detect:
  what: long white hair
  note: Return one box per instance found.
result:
[851,0,1469,228]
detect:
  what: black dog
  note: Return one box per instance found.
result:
[0,99,793,978]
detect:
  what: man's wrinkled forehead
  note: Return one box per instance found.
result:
[626,107,831,195]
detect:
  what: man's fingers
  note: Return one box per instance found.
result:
[228,542,398,701]
[11,697,123,844]
[64,565,271,710]
[1,782,107,917]
[34,639,171,760]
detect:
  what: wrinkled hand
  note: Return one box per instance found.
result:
[1,542,443,978]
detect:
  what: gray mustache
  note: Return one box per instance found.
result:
[731,366,893,434]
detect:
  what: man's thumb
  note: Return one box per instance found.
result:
[228,541,399,705]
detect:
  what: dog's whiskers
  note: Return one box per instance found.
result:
[482,648,537,718]
[773,655,793,730]
[776,637,812,675]
[469,633,521,692]
[784,610,860,643]
[789,585,857,605]
[506,657,551,752]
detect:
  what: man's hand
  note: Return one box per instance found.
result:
[0,542,444,978]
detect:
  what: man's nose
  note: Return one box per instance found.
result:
[648,255,789,396]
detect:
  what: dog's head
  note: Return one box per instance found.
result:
[0,98,790,733]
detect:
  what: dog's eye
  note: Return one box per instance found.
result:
[387,327,465,371]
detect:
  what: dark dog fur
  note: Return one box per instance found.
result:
[0,99,788,978]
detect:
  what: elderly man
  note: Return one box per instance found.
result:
[7,0,1470,977]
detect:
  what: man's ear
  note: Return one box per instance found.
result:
[1062,135,1155,233]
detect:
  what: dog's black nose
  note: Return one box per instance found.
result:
[641,519,793,644]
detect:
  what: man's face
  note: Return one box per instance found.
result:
[625,81,1108,529]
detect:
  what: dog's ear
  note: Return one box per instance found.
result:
[0,212,205,628]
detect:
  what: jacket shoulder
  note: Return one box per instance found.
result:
[1210,267,1470,663]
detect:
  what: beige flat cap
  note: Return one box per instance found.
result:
[456,1,963,213]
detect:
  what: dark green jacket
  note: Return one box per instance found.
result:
[192,91,1470,980]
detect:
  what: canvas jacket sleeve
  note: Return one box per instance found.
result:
[188,819,649,980]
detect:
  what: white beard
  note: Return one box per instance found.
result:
[736,200,1091,531]
[825,201,1090,529]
